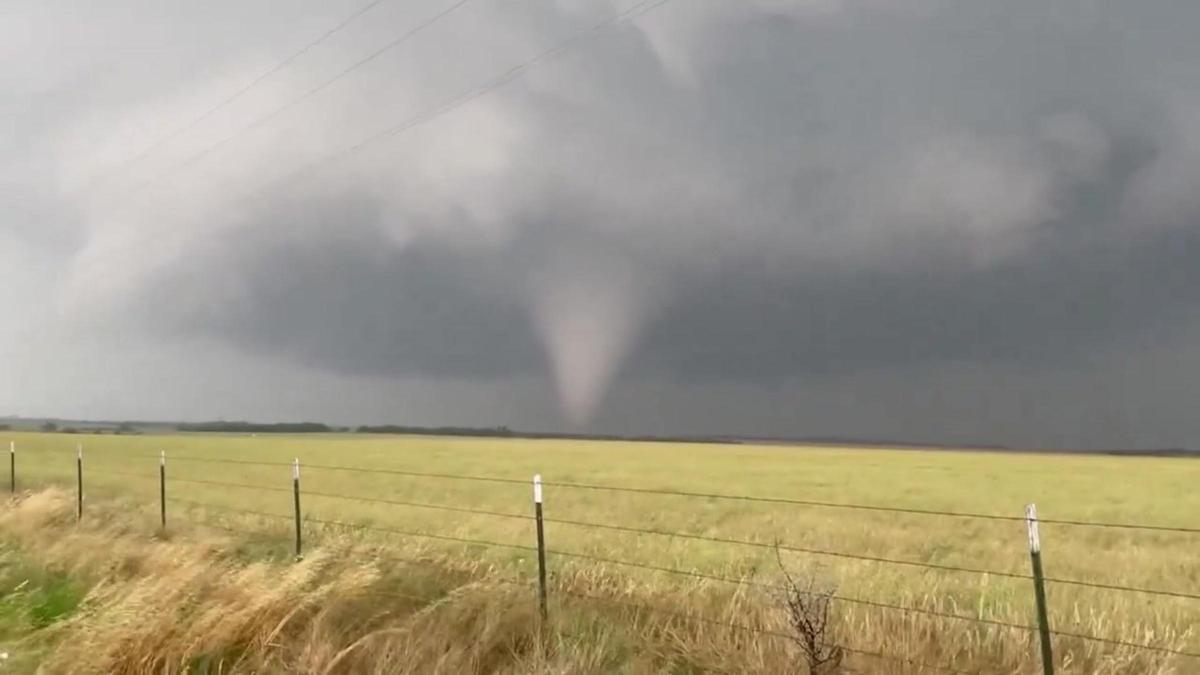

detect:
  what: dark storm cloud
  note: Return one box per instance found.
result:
[138,196,545,378]
[7,0,1200,441]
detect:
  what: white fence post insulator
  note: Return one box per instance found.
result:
[9,441,14,493]
[533,474,548,620]
[1026,503,1055,675]
[292,458,303,558]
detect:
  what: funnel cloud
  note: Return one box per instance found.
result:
[5,1,1200,447]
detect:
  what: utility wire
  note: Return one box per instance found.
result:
[251,0,671,200]
[77,0,676,269]
[126,0,478,197]
[88,0,395,190]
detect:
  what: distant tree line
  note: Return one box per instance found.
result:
[355,425,514,437]
[349,425,734,444]
[37,421,141,435]
[176,422,333,433]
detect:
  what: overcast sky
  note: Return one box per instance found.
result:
[4,0,1200,448]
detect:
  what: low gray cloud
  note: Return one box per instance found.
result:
[5,0,1200,446]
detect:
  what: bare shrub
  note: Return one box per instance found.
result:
[776,546,843,674]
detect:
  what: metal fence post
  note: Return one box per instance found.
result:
[1026,503,1055,675]
[159,451,167,530]
[292,458,302,558]
[9,441,14,493]
[533,474,548,620]
[76,444,83,521]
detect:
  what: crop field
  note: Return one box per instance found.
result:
[3,430,1199,673]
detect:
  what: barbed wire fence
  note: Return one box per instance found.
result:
[6,441,1199,674]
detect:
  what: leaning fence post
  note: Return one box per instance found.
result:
[533,474,548,620]
[159,451,167,530]
[9,441,14,493]
[1026,503,1055,675]
[76,444,83,521]
[292,458,302,558]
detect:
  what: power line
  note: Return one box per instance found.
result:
[77,0,675,269]
[87,0,395,190]
[125,0,478,198]
[250,0,671,200]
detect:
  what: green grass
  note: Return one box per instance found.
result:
[0,542,88,670]
[4,430,1199,656]
[0,549,85,632]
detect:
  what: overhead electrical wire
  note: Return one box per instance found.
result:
[123,0,479,197]
[86,0,396,191]
[74,0,675,268]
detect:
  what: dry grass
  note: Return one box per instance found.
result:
[0,488,1195,673]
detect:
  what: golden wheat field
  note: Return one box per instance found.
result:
[1,430,1198,673]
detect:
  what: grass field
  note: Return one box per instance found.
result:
[3,430,1199,673]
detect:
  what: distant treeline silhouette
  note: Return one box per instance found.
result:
[355,425,516,437]
[352,425,743,444]
[4,417,1194,455]
[176,422,334,433]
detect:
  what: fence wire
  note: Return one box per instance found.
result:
[13,448,1200,666]
[558,586,978,674]
[115,451,1200,534]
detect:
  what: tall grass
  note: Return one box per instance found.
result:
[0,488,1194,673]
